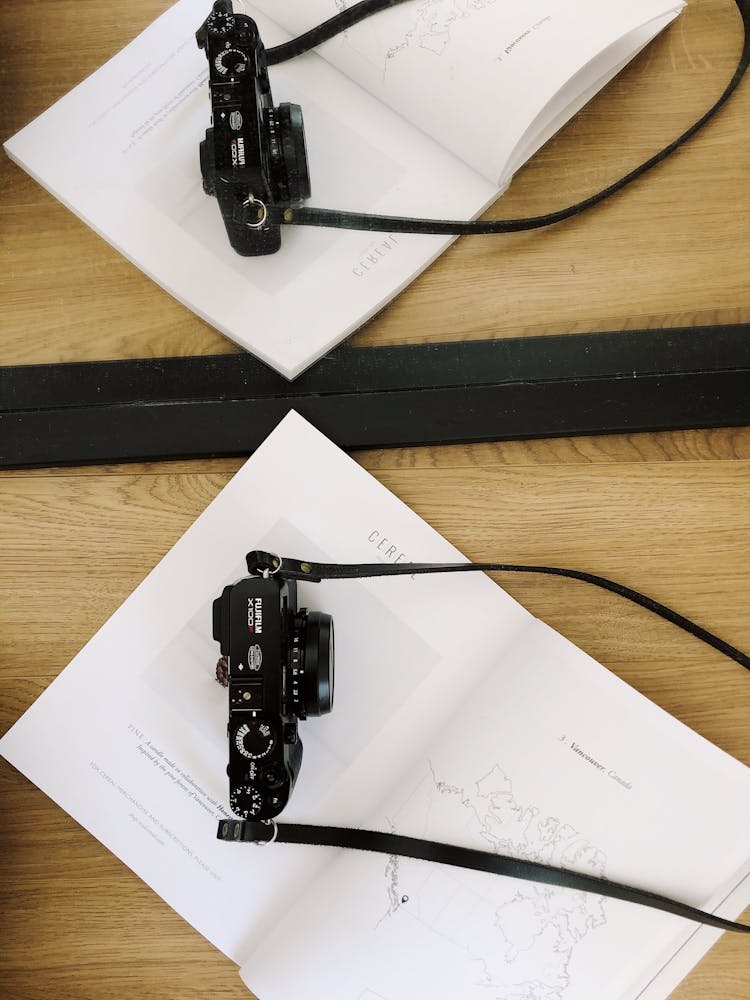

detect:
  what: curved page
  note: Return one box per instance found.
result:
[259,0,685,183]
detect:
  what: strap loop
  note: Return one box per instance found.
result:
[245,550,282,576]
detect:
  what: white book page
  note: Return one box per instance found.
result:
[241,618,750,1000]
[3,0,498,379]
[260,0,685,183]
[0,411,532,966]
[503,13,680,180]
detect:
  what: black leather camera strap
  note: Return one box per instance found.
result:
[245,551,750,672]
[217,818,750,934]
[264,0,750,238]
[220,550,750,933]
[266,0,413,65]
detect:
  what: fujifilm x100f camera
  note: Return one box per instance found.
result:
[196,1,311,255]
[213,555,334,820]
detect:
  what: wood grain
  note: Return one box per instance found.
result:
[1,1,749,998]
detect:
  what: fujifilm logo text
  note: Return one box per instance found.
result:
[231,137,246,167]
[247,597,263,634]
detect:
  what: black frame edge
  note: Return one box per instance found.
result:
[2,325,749,468]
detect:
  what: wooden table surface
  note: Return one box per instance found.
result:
[1,1,749,998]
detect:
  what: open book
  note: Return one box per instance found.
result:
[3,0,685,379]
[1,412,749,1000]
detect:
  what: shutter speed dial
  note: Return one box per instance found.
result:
[234,719,276,759]
[215,48,250,78]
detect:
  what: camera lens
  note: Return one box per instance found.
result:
[270,103,311,204]
[303,611,334,716]
[287,610,333,718]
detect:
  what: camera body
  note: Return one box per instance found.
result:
[196,1,311,256]
[213,567,333,820]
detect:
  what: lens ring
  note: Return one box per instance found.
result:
[277,103,311,203]
[303,612,334,716]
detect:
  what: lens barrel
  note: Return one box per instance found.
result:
[303,611,334,716]
[270,103,311,204]
[288,610,333,718]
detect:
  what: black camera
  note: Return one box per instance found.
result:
[213,555,334,820]
[196,1,311,256]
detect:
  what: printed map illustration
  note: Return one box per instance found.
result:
[379,763,608,998]
[335,0,501,72]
